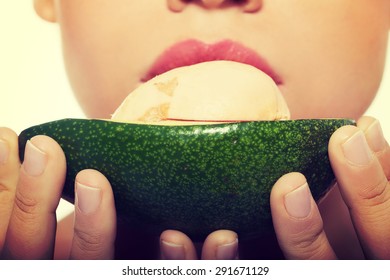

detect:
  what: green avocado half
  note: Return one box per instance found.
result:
[18,118,354,240]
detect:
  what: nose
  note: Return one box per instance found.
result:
[201,0,226,8]
[167,0,262,13]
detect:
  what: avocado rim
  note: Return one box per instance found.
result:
[18,118,355,240]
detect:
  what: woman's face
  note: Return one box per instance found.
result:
[37,0,389,119]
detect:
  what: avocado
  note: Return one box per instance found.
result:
[18,118,354,240]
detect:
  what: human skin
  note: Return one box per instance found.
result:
[39,0,389,120]
[0,0,390,259]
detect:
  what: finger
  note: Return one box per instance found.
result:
[70,169,116,259]
[159,230,197,260]
[201,230,238,260]
[270,172,337,259]
[329,124,390,259]
[0,128,20,252]
[2,136,66,259]
[357,116,390,179]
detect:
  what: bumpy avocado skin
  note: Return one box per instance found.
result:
[19,119,354,240]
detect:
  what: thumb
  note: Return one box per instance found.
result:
[70,169,116,259]
[329,119,390,259]
[270,172,336,259]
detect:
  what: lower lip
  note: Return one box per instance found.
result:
[141,39,282,85]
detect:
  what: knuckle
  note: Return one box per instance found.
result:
[358,176,390,207]
[288,220,329,259]
[14,191,40,220]
[0,178,15,197]
[291,224,321,248]
[0,180,18,205]
[0,183,8,192]
[73,227,105,255]
[357,180,390,226]
[0,183,15,214]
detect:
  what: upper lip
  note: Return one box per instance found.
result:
[141,39,282,85]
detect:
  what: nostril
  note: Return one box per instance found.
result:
[242,0,262,13]
[201,0,225,9]
[167,0,188,12]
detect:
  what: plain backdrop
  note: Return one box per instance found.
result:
[1,3,390,223]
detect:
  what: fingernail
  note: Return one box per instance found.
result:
[23,140,47,176]
[342,131,373,166]
[216,238,238,260]
[76,182,102,214]
[284,183,311,218]
[0,139,9,164]
[160,240,185,260]
[365,120,387,153]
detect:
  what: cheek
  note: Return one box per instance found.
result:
[60,31,140,118]
[56,2,159,118]
[282,43,386,121]
[285,88,378,120]
[61,40,135,119]
[278,3,389,120]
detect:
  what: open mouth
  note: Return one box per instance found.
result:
[141,39,282,85]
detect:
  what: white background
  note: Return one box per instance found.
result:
[0,1,390,262]
[0,2,84,133]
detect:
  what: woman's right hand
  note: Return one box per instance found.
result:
[160,117,390,260]
[0,127,117,259]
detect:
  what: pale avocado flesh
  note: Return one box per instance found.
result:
[18,118,354,240]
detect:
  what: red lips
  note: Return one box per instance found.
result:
[141,39,282,85]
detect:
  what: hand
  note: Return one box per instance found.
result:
[162,116,390,260]
[0,128,239,260]
[159,229,238,260]
[0,129,116,259]
[270,116,390,259]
